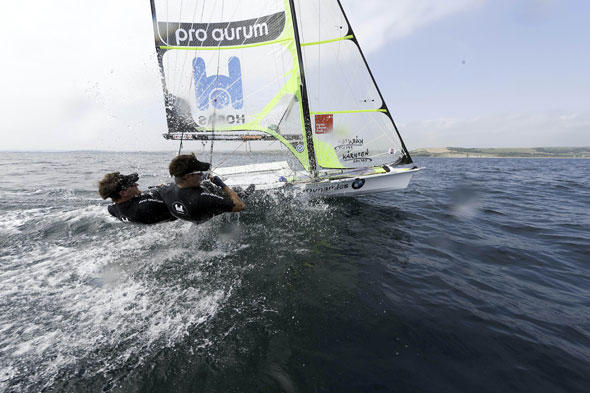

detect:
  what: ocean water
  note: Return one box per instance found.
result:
[0,152,588,393]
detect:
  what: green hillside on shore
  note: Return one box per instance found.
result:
[410,147,590,158]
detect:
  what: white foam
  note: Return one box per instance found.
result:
[0,207,51,234]
[0,208,235,391]
[0,182,335,391]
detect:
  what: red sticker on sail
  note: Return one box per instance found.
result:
[315,114,333,134]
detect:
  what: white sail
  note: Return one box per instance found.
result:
[151,0,312,169]
[293,0,411,169]
[150,0,413,173]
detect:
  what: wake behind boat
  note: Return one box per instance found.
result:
[149,0,420,197]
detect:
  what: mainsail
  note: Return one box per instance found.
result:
[149,0,413,172]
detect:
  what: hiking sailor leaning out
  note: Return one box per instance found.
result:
[159,153,245,223]
[98,172,176,224]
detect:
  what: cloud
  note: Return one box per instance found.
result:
[4,0,581,153]
[0,0,169,151]
[401,112,590,149]
[341,0,484,52]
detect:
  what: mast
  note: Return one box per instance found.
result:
[149,0,167,115]
[288,0,317,174]
[149,1,162,80]
[149,0,176,139]
[335,0,413,164]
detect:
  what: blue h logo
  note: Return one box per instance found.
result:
[193,57,243,110]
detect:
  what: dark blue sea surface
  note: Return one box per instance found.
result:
[0,152,589,393]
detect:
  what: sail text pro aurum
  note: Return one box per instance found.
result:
[156,12,286,47]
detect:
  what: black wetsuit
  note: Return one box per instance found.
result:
[107,188,176,224]
[159,182,235,223]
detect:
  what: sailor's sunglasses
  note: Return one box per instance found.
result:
[187,171,206,177]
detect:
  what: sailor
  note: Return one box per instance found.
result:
[98,172,176,224]
[159,153,245,223]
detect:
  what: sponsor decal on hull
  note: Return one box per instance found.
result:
[302,183,349,194]
[352,178,365,189]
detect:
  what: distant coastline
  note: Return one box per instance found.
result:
[410,147,590,158]
[3,147,590,158]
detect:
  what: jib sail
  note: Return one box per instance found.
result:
[293,0,412,168]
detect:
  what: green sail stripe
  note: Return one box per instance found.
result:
[311,109,388,168]
[313,137,346,169]
[160,38,292,51]
[227,69,296,129]
[209,68,310,169]
[310,109,388,115]
[160,1,314,171]
[222,123,306,165]
[301,35,354,47]
[192,2,311,171]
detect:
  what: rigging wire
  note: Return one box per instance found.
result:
[164,0,180,156]
[175,0,208,156]
[176,0,204,156]
[177,130,185,155]
[318,0,321,105]
[209,0,225,167]
[211,139,246,173]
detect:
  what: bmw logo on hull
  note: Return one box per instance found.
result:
[352,178,365,190]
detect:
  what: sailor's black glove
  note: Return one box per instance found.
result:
[211,176,227,188]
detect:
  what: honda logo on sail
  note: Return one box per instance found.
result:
[193,57,243,111]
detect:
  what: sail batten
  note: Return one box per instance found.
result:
[310,109,388,115]
[159,38,293,51]
[300,35,354,47]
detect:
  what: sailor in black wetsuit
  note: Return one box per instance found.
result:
[159,154,245,223]
[98,172,176,224]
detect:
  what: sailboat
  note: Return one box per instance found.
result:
[149,0,421,197]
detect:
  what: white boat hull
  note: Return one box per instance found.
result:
[294,168,418,197]
[214,161,421,198]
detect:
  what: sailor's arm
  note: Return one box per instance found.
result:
[210,176,245,212]
[224,186,245,212]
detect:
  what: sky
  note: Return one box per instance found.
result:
[1,0,589,151]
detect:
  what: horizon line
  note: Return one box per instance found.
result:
[2,146,589,153]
